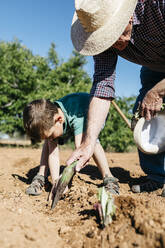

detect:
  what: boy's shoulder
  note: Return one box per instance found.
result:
[55,93,90,136]
[55,92,90,118]
[56,92,90,109]
[58,92,90,102]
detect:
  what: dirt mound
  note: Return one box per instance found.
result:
[0,147,165,248]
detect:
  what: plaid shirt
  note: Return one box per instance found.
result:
[90,0,165,99]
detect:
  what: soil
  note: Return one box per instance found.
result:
[0,147,165,248]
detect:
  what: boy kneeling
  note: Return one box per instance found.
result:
[23,93,119,197]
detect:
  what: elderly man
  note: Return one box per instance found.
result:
[68,0,165,197]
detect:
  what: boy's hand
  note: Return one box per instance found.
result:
[66,141,94,172]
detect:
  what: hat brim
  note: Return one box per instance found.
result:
[133,112,165,154]
[71,0,138,56]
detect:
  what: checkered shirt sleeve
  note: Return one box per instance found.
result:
[90,49,117,99]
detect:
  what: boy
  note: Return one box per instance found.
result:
[23,93,119,196]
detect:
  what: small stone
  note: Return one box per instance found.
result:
[120,242,128,248]
[24,234,35,241]
[86,230,95,238]
[88,190,94,197]
[149,219,154,226]
[18,208,22,214]
[119,235,124,240]
[58,226,71,234]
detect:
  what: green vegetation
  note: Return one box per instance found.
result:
[97,186,116,227]
[0,40,135,152]
[51,161,77,209]
[100,97,135,152]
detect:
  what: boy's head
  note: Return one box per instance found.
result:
[23,99,64,142]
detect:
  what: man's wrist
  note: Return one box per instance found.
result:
[148,89,161,101]
[82,135,96,149]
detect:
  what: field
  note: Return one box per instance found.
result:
[0,147,165,248]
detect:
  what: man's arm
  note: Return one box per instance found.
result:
[67,48,117,170]
[67,97,110,171]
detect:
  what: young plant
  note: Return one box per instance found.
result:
[51,161,77,209]
[94,186,116,227]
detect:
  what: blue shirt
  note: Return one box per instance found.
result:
[55,92,90,137]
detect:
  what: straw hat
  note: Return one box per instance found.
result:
[71,0,137,56]
[133,111,165,154]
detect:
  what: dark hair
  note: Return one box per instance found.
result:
[23,99,58,141]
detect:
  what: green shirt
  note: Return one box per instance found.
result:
[55,92,90,137]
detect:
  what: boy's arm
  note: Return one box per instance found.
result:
[48,139,60,184]
[74,133,90,167]
[74,133,83,148]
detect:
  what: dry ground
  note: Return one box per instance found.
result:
[0,147,165,248]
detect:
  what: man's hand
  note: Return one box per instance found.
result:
[140,79,165,120]
[140,90,163,120]
[67,96,110,171]
[66,141,95,172]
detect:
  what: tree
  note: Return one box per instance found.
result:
[0,39,135,152]
[43,48,92,101]
[99,96,136,152]
[0,40,92,136]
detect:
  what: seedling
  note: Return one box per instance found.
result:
[94,186,116,227]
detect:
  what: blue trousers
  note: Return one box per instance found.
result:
[133,66,165,183]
